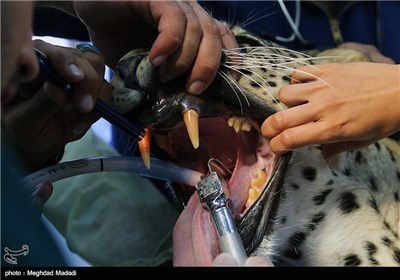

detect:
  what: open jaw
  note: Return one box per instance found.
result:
[139,114,290,266]
[112,51,291,266]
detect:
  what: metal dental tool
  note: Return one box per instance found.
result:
[196,159,248,266]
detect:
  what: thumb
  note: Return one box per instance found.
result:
[212,253,239,266]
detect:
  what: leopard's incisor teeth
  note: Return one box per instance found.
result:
[227,117,235,127]
[227,117,252,133]
[241,122,251,132]
[183,109,199,149]
[233,120,241,133]
[138,129,151,169]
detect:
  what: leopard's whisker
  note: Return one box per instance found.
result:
[242,4,276,28]
[242,11,278,27]
[217,70,247,116]
[226,45,315,59]
[222,63,284,110]
[224,54,333,88]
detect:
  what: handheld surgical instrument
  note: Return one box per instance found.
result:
[35,47,145,141]
[196,159,248,266]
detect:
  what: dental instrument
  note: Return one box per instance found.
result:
[196,160,248,266]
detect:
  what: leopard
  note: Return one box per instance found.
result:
[110,23,400,266]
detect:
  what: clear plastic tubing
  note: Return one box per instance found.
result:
[20,156,204,191]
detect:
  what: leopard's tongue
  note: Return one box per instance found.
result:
[173,194,217,266]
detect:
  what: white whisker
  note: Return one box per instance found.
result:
[243,11,278,27]
[242,4,276,28]
[223,47,333,88]
[222,63,285,110]
[217,70,248,116]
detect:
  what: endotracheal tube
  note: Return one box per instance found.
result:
[20,156,204,192]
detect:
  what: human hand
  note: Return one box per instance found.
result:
[73,0,238,95]
[339,42,395,64]
[212,253,274,267]
[2,40,112,169]
[261,62,400,159]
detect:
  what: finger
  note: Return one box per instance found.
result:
[158,2,203,84]
[277,83,315,107]
[34,41,105,113]
[215,20,238,50]
[31,181,53,214]
[34,40,85,83]
[267,121,336,154]
[215,20,240,80]
[71,117,93,137]
[185,3,222,95]
[245,256,274,267]
[73,79,113,136]
[68,54,105,113]
[8,83,89,144]
[37,181,53,204]
[20,85,65,123]
[290,64,326,84]
[261,104,314,139]
[147,1,187,67]
[212,253,238,266]
[70,82,112,136]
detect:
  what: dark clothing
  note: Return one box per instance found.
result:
[1,132,66,266]
[200,0,400,63]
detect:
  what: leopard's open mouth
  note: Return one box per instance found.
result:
[112,50,291,265]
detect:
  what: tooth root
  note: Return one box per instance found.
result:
[251,169,268,188]
[183,109,199,149]
[138,129,151,169]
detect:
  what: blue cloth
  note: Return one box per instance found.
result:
[200,0,400,63]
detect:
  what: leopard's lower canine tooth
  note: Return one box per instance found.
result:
[138,128,152,169]
[183,109,199,149]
